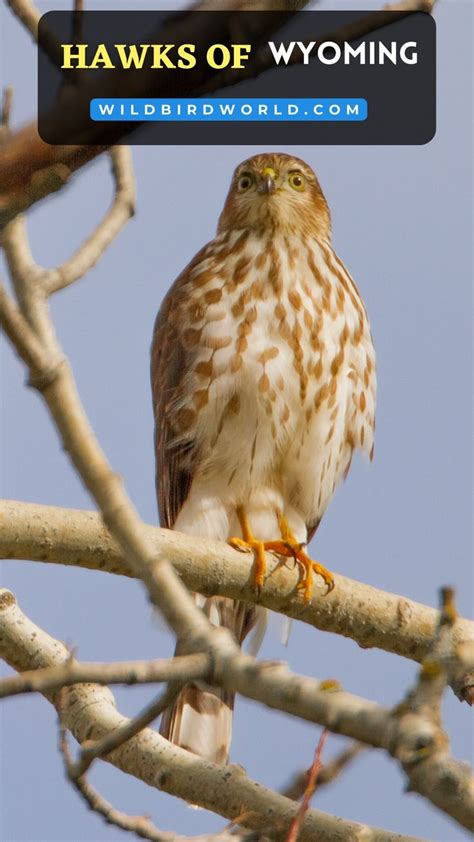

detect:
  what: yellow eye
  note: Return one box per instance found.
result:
[238,172,253,192]
[288,171,306,192]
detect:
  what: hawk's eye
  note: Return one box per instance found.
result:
[237,172,253,192]
[288,172,306,192]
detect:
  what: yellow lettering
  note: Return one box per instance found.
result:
[177,43,196,69]
[231,44,251,68]
[206,44,231,69]
[115,44,151,69]
[61,44,88,69]
[90,44,115,69]
[151,44,176,69]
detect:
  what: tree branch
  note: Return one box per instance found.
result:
[1,499,473,679]
[389,589,474,830]
[1,587,473,830]
[58,708,183,842]
[0,282,53,375]
[281,742,367,801]
[1,150,228,659]
[0,652,211,699]
[57,696,245,842]
[286,729,328,842]
[43,147,136,295]
[0,588,426,842]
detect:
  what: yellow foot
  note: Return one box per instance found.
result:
[229,505,287,591]
[229,535,267,591]
[276,513,334,602]
[229,507,334,601]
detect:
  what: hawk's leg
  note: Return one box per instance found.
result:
[229,506,288,591]
[276,512,334,601]
[229,507,334,600]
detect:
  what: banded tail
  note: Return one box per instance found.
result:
[160,596,265,764]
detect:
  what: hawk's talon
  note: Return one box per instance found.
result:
[229,530,268,592]
[229,507,334,601]
[294,554,334,601]
[229,537,254,554]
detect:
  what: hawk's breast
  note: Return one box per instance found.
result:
[173,228,375,522]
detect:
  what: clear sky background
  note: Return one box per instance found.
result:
[1,2,472,840]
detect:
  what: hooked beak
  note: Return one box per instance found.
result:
[259,166,277,195]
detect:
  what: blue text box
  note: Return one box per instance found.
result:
[90,98,367,122]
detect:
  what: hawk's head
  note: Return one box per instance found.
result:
[218,153,331,240]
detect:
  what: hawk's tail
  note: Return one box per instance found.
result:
[160,596,265,764]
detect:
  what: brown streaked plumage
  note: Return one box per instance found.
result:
[151,153,376,764]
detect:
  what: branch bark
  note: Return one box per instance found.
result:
[1,499,472,674]
[1,587,473,831]
[0,588,426,842]
[0,652,211,699]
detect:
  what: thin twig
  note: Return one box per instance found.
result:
[43,147,136,295]
[0,282,52,376]
[1,87,13,128]
[388,588,474,831]
[6,0,65,69]
[0,652,211,699]
[281,741,367,801]
[286,729,329,842]
[0,86,14,145]
[71,686,178,777]
[57,690,183,842]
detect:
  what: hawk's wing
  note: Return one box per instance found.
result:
[150,252,206,529]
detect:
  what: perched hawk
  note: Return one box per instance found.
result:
[151,153,376,764]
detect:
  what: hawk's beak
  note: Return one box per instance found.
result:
[259,167,276,195]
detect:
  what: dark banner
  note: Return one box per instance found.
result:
[38,10,436,145]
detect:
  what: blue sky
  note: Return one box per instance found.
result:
[1,2,472,840]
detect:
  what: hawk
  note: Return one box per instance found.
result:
[151,153,376,764]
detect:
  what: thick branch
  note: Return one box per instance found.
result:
[2,588,473,830]
[0,588,425,842]
[58,713,246,842]
[2,499,472,672]
[1,162,227,658]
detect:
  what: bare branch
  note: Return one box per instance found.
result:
[1,87,14,127]
[389,589,474,831]
[2,588,473,831]
[6,0,71,69]
[0,86,14,145]
[58,695,186,842]
[0,282,55,377]
[281,742,367,801]
[1,148,135,299]
[6,0,41,43]
[1,499,472,675]
[72,687,177,778]
[0,589,425,842]
[43,147,136,295]
[2,215,57,347]
[1,152,223,660]
[0,652,211,699]
[286,729,328,842]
